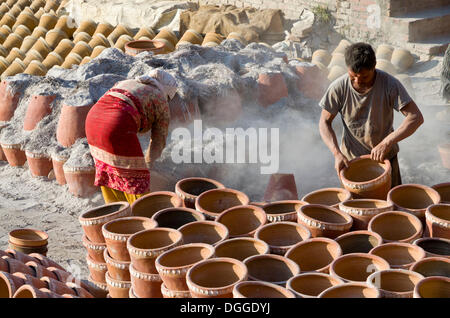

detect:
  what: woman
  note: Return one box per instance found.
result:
[85,69,177,204]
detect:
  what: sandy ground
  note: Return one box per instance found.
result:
[0,55,449,282]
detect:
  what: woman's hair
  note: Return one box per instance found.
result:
[345,42,376,73]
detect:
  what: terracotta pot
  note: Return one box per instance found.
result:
[129,287,138,298]
[87,275,109,296]
[154,28,178,47]
[6,47,25,64]
[391,48,414,72]
[0,14,17,31]
[155,243,215,291]
[368,211,423,243]
[51,154,68,185]
[201,32,224,46]
[13,12,38,31]
[0,258,7,272]
[376,59,398,76]
[124,39,167,56]
[60,52,82,69]
[409,257,450,277]
[0,271,27,298]
[43,0,59,11]
[432,182,450,204]
[131,191,183,219]
[328,52,346,68]
[426,204,450,239]
[285,237,342,273]
[30,0,46,11]
[335,230,383,254]
[53,38,74,59]
[13,285,62,298]
[261,200,306,223]
[214,237,269,261]
[0,80,21,121]
[160,283,191,298]
[30,26,47,39]
[114,34,133,51]
[22,49,43,67]
[312,49,331,67]
[82,234,106,263]
[329,253,390,283]
[1,143,26,166]
[186,257,247,298]
[244,254,299,286]
[56,103,92,147]
[327,65,347,82]
[87,33,109,49]
[438,143,450,169]
[78,201,131,244]
[366,269,424,298]
[195,188,250,220]
[369,242,426,269]
[102,216,158,262]
[297,204,353,239]
[65,282,94,298]
[9,228,48,248]
[286,273,344,298]
[127,227,183,274]
[233,280,295,298]
[257,72,288,108]
[387,184,441,221]
[2,58,25,77]
[301,187,352,208]
[339,155,392,200]
[40,276,77,296]
[23,94,55,131]
[376,44,394,60]
[412,237,450,258]
[86,254,107,283]
[413,276,450,298]
[94,22,115,37]
[151,207,205,229]
[105,271,130,298]
[63,166,98,197]
[177,29,202,47]
[255,221,311,255]
[338,199,394,230]
[4,249,35,264]
[318,282,380,298]
[104,249,130,281]
[178,220,229,246]
[38,12,58,30]
[70,40,92,58]
[19,35,37,52]
[133,26,156,41]
[45,29,67,50]
[216,205,267,238]
[263,173,299,202]
[28,253,65,271]
[107,24,133,44]
[73,31,92,44]
[42,51,64,69]
[24,60,47,76]
[175,177,224,208]
[3,257,34,275]
[0,145,7,162]
[75,19,97,36]
[54,15,76,38]
[90,45,106,58]
[25,151,52,177]
[129,263,163,298]
[8,241,47,256]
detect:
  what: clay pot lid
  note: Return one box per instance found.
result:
[387,184,441,212]
[261,200,307,217]
[426,204,450,224]
[318,282,380,298]
[369,242,426,268]
[254,221,311,249]
[409,256,450,277]
[368,210,423,242]
[412,237,450,258]
[178,220,229,245]
[244,254,300,285]
[216,204,267,237]
[127,227,183,254]
[195,188,250,216]
[301,187,352,207]
[214,237,270,260]
[414,276,450,298]
[155,242,215,270]
[233,280,296,298]
[339,199,393,212]
[78,202,130,224]
[151,207,206,228]
[102,216,158,237]
[286,272,344,298]
[175,177,225,197]
[366,269,424,296]
[9,228,48,247]
[340,155,391,184]
[298,204,353,227]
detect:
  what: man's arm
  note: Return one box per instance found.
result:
[319,108,349,175]
[371,100,424,162]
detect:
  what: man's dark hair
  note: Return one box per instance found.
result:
[344,42,376,73]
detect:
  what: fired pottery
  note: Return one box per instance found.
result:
[175,177,225,208]
[75,19,97,36]
[2,58,25,77]
[53,38,74,58]
[285,237,342,273]
[0,271,27,298]
[127,227,183,274]
[233,280,295,298]
[154,28,178,47]
[297,204,353,239]
[30,0,46,12]
[129,263,163,298]
[151,207,205,229]
[8,241,47,255]
[295,63,330,101]
[25,151,53,177]
[45,29,68,49]
[409,257,450,278]
[328,52,346,68]
[23,60,47,76]
[88,33,109,48]
[30,26,47,39]
[93,22,115,37]
[412,237,450,258]
[54,15,76,38]
[102,216,158,262]
[43,0,59,12]
[73,31,92,44]
[262,200,306,223]
[244,254,300,286]
[155,243,215,291]
[176,29,202,47]
[376,59,397,76]
[312,49,331,67]
[438,143,450,169]
[426,204,450,239]
[86,275,109,298]
[133,26,156,41]
[104,249,130,281]
[3,257,34,275]
[195,188,250,220]
[286,273,344,298]
[105,271,131,298]
[338,199,393,230]
[56,103,92,147]
[376,44,394,61]
[1,143,26,166]
[51,153,68,185]
[6,47,25,64]
[107,24,133,45]
[327,65,347,82]
[82,234,106,263]
[178,220,229,246]
[4,249,36,264]
[263,173,299,202]
[186,257,247,298]
[318,282,380,298]
[391,48,414,72]
[13,285,62,298]
[19,35,37,53]
[42,52,64,69]
[368,211,423,243]
[0,13,15,29]
[61,52,82,69]
[366,269,424,298]
[0,146,6,161]
[40,276,77,296]
[257,72,288,107]
[38,12,58,30]
[432,182,450,203]
[369,243,426,270]
[0,80,21,121]
[214,237,269,261]
[23,49,43,66]
[201,32,224,46]
[90,45,106,58]
[216,205,267,238]
[301,187,352,208]
[131,191,183,219]
[8,228,48,248]
[85,255,107,283]
[13,12,38,31]
[2,33,22,50]
[23,94,55,131]
[63,166,98,197]
[335,230,383,254]
[78,201,131,243]
[113,34,133,51]
[329,253,390,283]
[160,283,191,298]
[70,40,92,58]
[413,276,450,298]
[124,40,166,56]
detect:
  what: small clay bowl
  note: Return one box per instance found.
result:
[366,269,424,298]
[412,237,450,258]
[329,253,390,283]
[261,200,307,223]
[131,191,183,219]
[368,211,423,243]
[409,257,450,278]
[178,220,229,246]
[216,205,267,238]
[413,276,450,298]
[369,242,426,269]
[175,177,225,208]
[8,229,48,247]
[195,188,250,220]
[286,273,344,298]
[214,237,270,261]
[338,199,393,230]
[301,187,352,208]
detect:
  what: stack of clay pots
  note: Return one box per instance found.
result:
[8,228,48,255]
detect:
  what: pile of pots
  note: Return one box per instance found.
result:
[75,171,450,298]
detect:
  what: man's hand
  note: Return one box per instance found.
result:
[334,152,349,176]
[371,139,393,162]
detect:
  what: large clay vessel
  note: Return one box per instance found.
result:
[23,94,55,131]
[368,211,423,243]
[409,257,450,277]
[56,103,92,147]
[257,72,288,107]
[129,263,163,298]
[151,207,205,229]
[214,237,269,261]
[216,205,267,238]
[0,271,29,298]
[369,242,426,269]
[51,153,68,185]
[178,220,229,246]
[376,44,394,61]
[0,80,21,122]
[366,269,424,298]
[338,199,393,230]
[263,173,299,202]
[432,182,450,203]
[425,204,450,239]
[195,188,250,220]
[131,191,183,218]
[286,273,343,298]
[233,280,295,298]
[391,48,414,72]
[176,29,202,47]
[301,187,352,208]
[335,230,383,254]
[1,143,27,167]
[412,237,450,258]
[63,166,98,197]
[318,282,380,298]
[244,254,300,286]
[175,177,225,208]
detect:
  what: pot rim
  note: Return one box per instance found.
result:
[101,216,158,239]
[368,210,423,242]
[82,234,106,250]
[387,184,441,212]
[318,282,381,298]
[298,203,354,227]
[103,249,130,268]
[369,242,426,265]
[339,155,391,187]
[301,187,352,207]
[195,188,250,217]
[409,256,450,273]
[78,201,130,225]
[426,203,450,226]
[178,220,229,243]
[126,227,183,257]
[175,177,225,199]
[233,280,296,298]
[155,242,215,271]
[9,228,48,246]
[412,237,450,257]
[261,200,308,217]
[254,221,311,249]
[413,276,450,298]
[214,237,270,257]
[216,204,267,236]
[286,272,344,298]
[131,191,183,216]
[151,206,206,225]
[243,253,300,284]
[366,269,425,296]
[338,199,394,216]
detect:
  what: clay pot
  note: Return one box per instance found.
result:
[376,44,394,60]
[244,254,299,286]
[4,249,36,264]
[155,243,215,291]
[124,39,167,56]
[75,19,97,36]
[368,211,423,243]
[13,25,31,39]
[340,155,392,200]
[178,220,229,246]
[327,65,347,82]
[286,273,344,298]
[186,257,247,298]
[86,255,107,283]
[129,263,163,298]
[53,38,74,58]
[28,253,64,271]
[43,0,58,11]
[24,60,47,76]
[23,94,55,131]
[438,143,450,169]
[0,13,16,29]
[19,35,37,52]
[9,228,48,248]
[0,3,9,16]
[201,32,224,47]
[285,237,342,273]
[328,52,346,68]
[70,40,92,58]
[0,271,28,298]
[93,22,114,38]
[426,204,450,239]
[177,29,203,47]
[87,275,108,296]
[25,151,52,177]
[263,173,299,202]
[105,271,130,298]
[154,28,178,47]
[0,146,7,162]
[262,200,306,223]
[42,51,63,69]
[318,282,381,298]
[151,207,205,229]
[312,49,331,67]
[160,283,191,298]
[82,234,106,263]
[29,37,51,57]
[409,257,450,277]
[51,153,68,185]
[332,39,352,55]
[113,34,133,51]
[0,80,21,121]
[40,276,77,296]
[131,191,181,218]
[45,29,68,49]
[102,216,158,262]
[13,285,62,298]
[174,177,224,208]
[414,276,450,298]
[297,204,353,239]
[335,230,383,254]
[432,183,450,204]
[12,12,38,31]
[0,143,26,166]
[2,58,25,78]
[233,280,295,298]
[78,201,131,244]
[133,26,156,41]
[3,257,34,275]
[216,205,267,238]
[301,187,352,208]
[63,166,98,197]
[257,72,288,107]
[90,45,106,58]
[369,242,426,269]
[129,287,138,298]
[73,31,92,44]
[376,59,397,76]
[30,26,47,39]
[104,249,130,281]
[88,32,109,48]
[56,103,92,147]
[127,227,183,274]
[22,49,43,67]
[54,15,76,38]
[195,188,250,220]
[391,48,414,72]
[338,199,394,230]
[329,253,390,283]
[413,237,450,258]
[8,242,47,256]
[366,269,424,298]
[38,12,58,30]
[214,237,269,261]
[107,24,133,44]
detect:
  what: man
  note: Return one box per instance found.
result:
[318,42,424,187]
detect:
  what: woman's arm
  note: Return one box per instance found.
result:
[145,100,170,167]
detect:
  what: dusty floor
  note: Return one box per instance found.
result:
[0,55,449,281]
